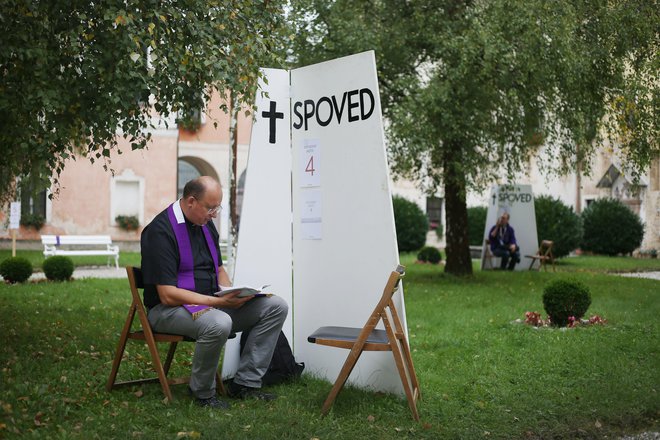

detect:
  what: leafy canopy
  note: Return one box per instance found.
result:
[289,0,658,275]
[0,0,287,204]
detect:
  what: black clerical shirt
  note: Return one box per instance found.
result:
[140,206,223,309]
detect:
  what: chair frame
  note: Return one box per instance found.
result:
[525,240,556,271]
[307,265,421,420]
[106,266,226,402]
[482,239,503,270]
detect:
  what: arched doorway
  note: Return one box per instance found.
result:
[177,157,223,234]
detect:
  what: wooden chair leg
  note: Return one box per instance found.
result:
[389,338,420,421]
[398,335,421,400]
[106,305,137,392]
[216,372,226,396]
[385,310,421,421]
[142,334,174,402]
[163,342,178,376]
[321,347,366,416]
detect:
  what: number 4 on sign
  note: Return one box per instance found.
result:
[300,140,320,187]
[305,156,315,176]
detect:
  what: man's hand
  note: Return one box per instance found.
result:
[509,244,517,252]
[212,291,254,309]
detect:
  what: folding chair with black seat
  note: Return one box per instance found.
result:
[525,240,555,271]
[307,265,421,421]
[106,266,232,401]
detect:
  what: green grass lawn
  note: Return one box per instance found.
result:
[0,254,658,439]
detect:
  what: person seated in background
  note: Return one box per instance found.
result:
[489,212,520,270]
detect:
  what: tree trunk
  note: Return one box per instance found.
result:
[443,144,473,276]
[227,92,239,273]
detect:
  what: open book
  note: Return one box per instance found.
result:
[214,284,273,298]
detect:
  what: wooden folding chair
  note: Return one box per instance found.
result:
[106,266,231,402]
[307,265,421,420]
[525,240,555,271]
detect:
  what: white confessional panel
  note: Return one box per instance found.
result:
[481,184,539,271]
[222,68,293,378]
[291,51,405,394]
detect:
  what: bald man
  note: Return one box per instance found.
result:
[141,176,288,409]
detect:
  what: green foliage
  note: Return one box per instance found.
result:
[581,198,644,256]
[416,246,442,264]
[0,1,288,205]
[467,206,488,246]
[534,195,582,258]
[392,195,428,252]
[542,279,591,327]
[42,256,75,281]
[0,257,33,283]
[115,215,139,231]
[19,213,45,230]
[433,222,444,239]
[289,0,658,275]
[176,109,202,132]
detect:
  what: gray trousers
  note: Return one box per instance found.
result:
[147,295,288,399]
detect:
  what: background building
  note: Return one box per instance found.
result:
[2,91,658,254]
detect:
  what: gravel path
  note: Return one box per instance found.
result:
[23,268,660,281]
[616,271,660,280]
[620,433,660,440]
[26,266,127,280]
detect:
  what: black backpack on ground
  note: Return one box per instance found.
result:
[240,330,305,386]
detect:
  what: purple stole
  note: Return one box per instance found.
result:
[167,202,219,319]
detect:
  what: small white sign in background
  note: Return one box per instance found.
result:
[9,202,21,230]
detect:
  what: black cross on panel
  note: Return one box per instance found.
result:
[262,100,284,144]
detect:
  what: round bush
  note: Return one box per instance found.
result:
[43,256,75,281]
[534,195,583,258]
[393,195,428,252]
[467,206,488,246]
[0,257,33,284]
[542,279,591,327]
[581,198,644,255]
[417,246,442,264]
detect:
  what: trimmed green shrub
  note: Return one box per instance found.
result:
[542,279,591,327]
[467,206,488,246]
[0,257,33,283]
[43,256,75,281]
[417,246,442,264]
[393,195,428,252]
[581,198,644,255]
[534,195,582,258]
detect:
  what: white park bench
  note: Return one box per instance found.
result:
[41,235,120,269]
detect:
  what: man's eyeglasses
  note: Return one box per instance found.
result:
[194,197,222,215]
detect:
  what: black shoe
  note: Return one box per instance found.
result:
[226,380,277,401]
[195,395,231,409]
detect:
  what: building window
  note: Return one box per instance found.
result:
[19,179,47,219]
[110,170,144,226]
[426,197,443,230]
[177,160,202,198]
